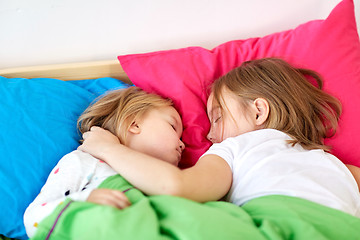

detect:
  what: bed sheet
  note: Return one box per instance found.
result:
[32,175,360,240]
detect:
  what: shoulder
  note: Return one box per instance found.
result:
[62,150,99,161]
[203,129,292,166]
[207,129,289,153]
[55,150,99,171]
[238,129,291,142]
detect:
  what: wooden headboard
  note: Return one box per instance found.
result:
[0,60,132,84]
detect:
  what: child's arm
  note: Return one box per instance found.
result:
[78,127,233,202]
[24,152,88,237]
[23,151,130,237]
[346,164,360,191]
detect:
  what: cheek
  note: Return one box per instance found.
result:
[210,124,224,142]
[222,120,240,140]
[154,129,176,147]
[221,129,231,141]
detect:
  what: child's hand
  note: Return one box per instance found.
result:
[87,188,131,209]
[78,126,121,160]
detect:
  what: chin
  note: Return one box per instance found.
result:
[158,156,177,166]
[167,160,178,166]
[170,158,180,167]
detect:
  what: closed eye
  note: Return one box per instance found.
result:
[214,116,222,123]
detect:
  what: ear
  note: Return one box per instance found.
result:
[128,121,141,134]
[253,98,269,126]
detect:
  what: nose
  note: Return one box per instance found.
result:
[207,130,215,143]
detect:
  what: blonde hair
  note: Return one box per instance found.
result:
[78,86,173,144]
[211,58,342,151]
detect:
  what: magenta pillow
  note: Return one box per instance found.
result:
[118,0,360,168]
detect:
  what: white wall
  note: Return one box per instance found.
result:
[0,0,359,68]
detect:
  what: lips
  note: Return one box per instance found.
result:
[176,149,182,161]
[177,148,182,157]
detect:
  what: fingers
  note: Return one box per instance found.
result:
[81,126,119,143]
[109,190,132,209]
[90,126,101,131]
[82,131,89,140]
[87,189,132,209]
[77,127,121,157]
[82,126,103,139]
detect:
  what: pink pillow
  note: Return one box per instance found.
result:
[118,0,360,168]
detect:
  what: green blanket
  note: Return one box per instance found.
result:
[32,175,360,240]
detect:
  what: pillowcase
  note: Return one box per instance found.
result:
[0,77,130,239]
[118,0,360,169]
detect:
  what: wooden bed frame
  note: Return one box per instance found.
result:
[0,59,132,84]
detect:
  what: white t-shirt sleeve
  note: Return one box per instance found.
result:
[201,137,238,170]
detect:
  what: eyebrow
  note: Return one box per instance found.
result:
[209,106,221,116]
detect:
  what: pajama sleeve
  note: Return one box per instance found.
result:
[23,150,97,238]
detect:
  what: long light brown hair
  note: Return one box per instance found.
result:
[78,86,173,144]
[211,58,342,151]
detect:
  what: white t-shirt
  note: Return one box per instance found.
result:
[203,129,360,217]
[24,150,117,238]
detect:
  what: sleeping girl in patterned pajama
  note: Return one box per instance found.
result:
[23,86,185,238]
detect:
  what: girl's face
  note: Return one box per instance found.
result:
[126,106,185,166]
[206,88,258,143]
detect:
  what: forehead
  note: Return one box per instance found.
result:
[168,106,182,125]
[207,93,218,114]
[207,88,233,111]
[207,88,246,119]
[149,106,182,124]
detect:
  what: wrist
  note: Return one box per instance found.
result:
[100,142,127,164]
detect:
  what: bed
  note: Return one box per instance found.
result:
[1,0,360,239]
